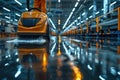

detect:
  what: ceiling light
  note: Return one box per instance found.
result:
[72,8,75,12]
[81,21,83,23]
[75,20,77,22]
[6,21,10,23]
[82,12,85,16]
[86,18,88,20]
[15,13,20,17]
[25,8,28,11]
[87,65,92,70]
[15,70,21,78]
[110,1,116,6]
[58,0,61,3]
[15,19,18,21]
[51,43,56,54]
[99,75,105,80]
[89,5,93,10]
[63,12,73,29]
[96,11,100,14]
[5,16,10,19]
[3,7,10,12]
[75,2,79,7]
[89,15,93,18]
[78,17,80,19]
[49,18,56,29]
[77,23,80,25]
[15,0,22,6]
[62,1,79,29]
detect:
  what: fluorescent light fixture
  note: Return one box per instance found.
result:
[15,66,22,78]
[15,0,22,6]
[89,5,93,10]
[16,13,20,17]
[25,8,28,11]
[75,2,79,7]
[89,15,92,18]
[5,16,10,19]
[87,65,92,70]
[63,12,73,29]
[58,0,61,3]
[64,21,75,32]
[5,63,9,66]
[86,18,88,20]
[82,12,85,16]
[15,19,18,21]
[62,1,79,29]
[81,21,83,23]
[118,72,120,75]
[72,8,75,12]
[3,7,10,12]
[75,20,77,22]
[51,28,56,32]
[15,70,21,78]
[99,75,105,80]
[69,45,74,50]
[6,21,10,23]
[96,11,100,14]
[62,43,69,54]
[51,43,56,54]
[16,58,19,62]
[77,23,80,25]
[78,17,80,19]
[110,1,116,6]
[49,18,56,29]
[15,52,18,55]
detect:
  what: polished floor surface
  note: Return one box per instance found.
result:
[0,36,120,80]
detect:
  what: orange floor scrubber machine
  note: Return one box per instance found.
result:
[18,0,49,40]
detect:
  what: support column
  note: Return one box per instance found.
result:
[93,0,97,18]
[103,0,109,17]
[86,22,89,33]
[96,17,99,33]
[118,7,120,31]
[118,7,120,54]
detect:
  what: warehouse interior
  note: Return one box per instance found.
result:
[0,0,120,80]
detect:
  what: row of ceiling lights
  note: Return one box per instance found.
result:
[62,0,80,29]
[63,1,117,33]
[1,0,24,23]
[48,0,61,32]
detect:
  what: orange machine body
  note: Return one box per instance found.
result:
[34,0,46,13]
[18,0,48,35]
[18,11,48,34]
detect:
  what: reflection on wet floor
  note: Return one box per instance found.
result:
[0,36,120,80]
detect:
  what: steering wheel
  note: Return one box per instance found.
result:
[28,8,42,12]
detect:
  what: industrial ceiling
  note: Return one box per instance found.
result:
[0,0,119,33]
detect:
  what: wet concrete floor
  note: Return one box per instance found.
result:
[0,36,120,80]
